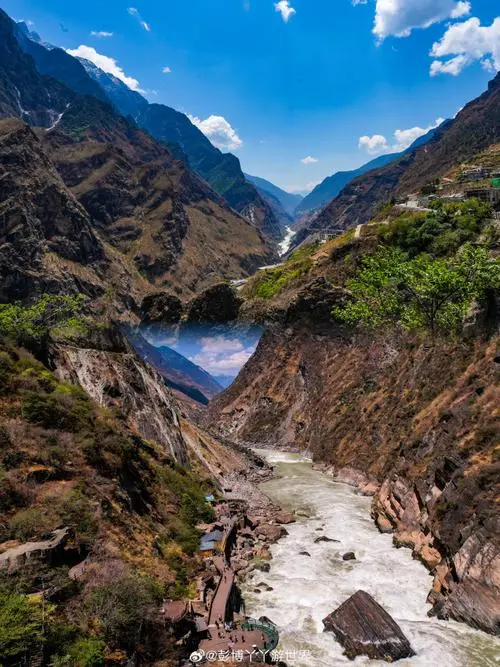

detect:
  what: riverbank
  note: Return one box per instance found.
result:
[241,451,500,667]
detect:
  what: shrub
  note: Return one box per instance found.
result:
[22,390,92,433]
[0,593,43,662]
[83,575,162,649]
[0,294,86,346]
[9,508,44,541]
[66,638,106,667]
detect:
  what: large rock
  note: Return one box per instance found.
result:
[323,590,414,662]
[255,524,288,543]
[141,292,183,324]
[185,283,242,324]
[0,527,71,572]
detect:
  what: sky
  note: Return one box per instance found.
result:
[145,327,263,381]
[6,0,499,193]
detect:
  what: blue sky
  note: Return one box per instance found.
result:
[5,0,499,192]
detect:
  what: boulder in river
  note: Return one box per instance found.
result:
[314,536,340,544]
[342,552,356,561]
[323,590,415,662]
[299,551,311,557]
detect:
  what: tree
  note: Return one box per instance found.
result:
[333,244,499,335]
[0,593,44,662]
[0,294,86,345]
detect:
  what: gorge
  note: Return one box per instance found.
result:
[0,4,499,665]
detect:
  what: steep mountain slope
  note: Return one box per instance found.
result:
[245,173,303,217]
[62,56,284,240]
[297,76,500,244]
[0,9,274,301]
[295,152,401,220]
[206,221,500,635]
[295,125,443,220]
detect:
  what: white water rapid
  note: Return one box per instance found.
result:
[243,451,500,667]
[278,227,297,256]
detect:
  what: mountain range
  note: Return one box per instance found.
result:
[0,9,275,307]
[295,75,500,246]
[295,124,444,220]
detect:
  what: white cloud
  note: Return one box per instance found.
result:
[189,350,254,375]
[301,156,318,165]
[358,134,390,156]
[430,17,500,77]
[66,45,142,91]
[127,7,151,32]
[275,1,296,23]
[370,0,471,41]
[162,66,172,74]
[188,114,243,151]
[90,31,113,38]
[200,337,244,354]
[359,117,444,156]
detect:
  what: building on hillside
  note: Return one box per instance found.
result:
[465,187,500,208]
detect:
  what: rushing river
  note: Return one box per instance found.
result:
[243,451,500,667]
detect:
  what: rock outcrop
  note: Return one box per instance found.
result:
[207,313,500,633]
[323,590,414,661]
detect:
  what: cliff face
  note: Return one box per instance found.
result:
[207,316,500,634]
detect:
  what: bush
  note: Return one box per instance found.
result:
[0,294,87,346]
[66,638,106,666]
[9,508,44,541]
[0,593,43,662]
[22,390,92,432]
[382,198,491,257]
[83,575,162,649]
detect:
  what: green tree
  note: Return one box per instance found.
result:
[0,593,44,662]
[333,244,499,334]
[0,294,86,345]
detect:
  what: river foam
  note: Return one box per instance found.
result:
[243,451,500,667]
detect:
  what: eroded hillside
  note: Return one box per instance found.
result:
[206,208,500,634]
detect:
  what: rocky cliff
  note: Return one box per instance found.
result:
[206,232,500,634]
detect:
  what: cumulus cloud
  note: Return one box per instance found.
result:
[275,1,296,23]
[369,0,471,40]
[188,114,243,151]
[162,66,172,74]
[66,45,141,91]
[359,117,444,156]
[189,350,254,375]
[90,31,113,38]
[200,337,244,354]
[301,156,318,164]
[127,7,151,32]
[430,17,500,76]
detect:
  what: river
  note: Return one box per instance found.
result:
[278,227,297,256]
[243,451,500,667]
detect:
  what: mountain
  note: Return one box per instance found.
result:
[295,152,400,220]
[126,328,223,405]
[67,59,284,240]
[0,9,274,303]
[295,126,442,220]
[244,173,303,216]
[296,77,500,245]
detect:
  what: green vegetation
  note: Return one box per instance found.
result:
[246,244,318,299]
[0,294,87,346]
[381,198,492,257]
[0,593,44,662]
[83,575,162,650]
[333,244,499,334]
